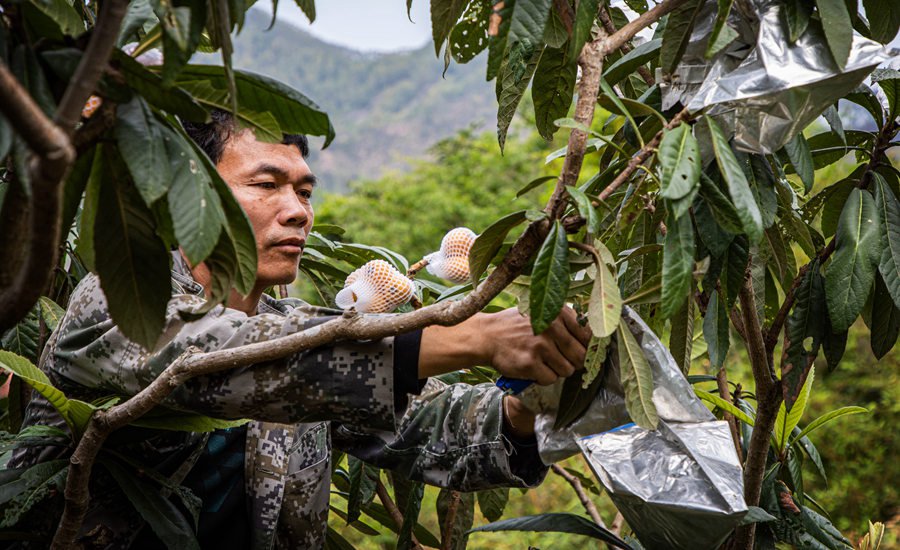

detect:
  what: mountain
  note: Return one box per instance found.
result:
[221,8,498,193]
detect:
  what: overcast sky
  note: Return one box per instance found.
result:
[254,1,433,52]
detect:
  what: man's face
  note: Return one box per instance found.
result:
[216,130,316,289]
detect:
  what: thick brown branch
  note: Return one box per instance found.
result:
[716,368,743,464]
[54,0,129,136]
[0,62,75,333]
[551,464,606,528]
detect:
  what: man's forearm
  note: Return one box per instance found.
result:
[417,313,491,378]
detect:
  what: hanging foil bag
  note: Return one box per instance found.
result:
[515,308,746,548]
[660,0,895,154]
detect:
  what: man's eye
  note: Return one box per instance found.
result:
[251,182,277,190]
[297,189,313,199]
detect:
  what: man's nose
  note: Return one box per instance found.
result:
[277,190,309,228]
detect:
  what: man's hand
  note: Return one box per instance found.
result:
[418,307,592,385]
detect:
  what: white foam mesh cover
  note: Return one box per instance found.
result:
[335,259,414,313]
[425,227,476,283]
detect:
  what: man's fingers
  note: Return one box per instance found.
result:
[533,363,560,386]
[540,342,578,378]
[559,307,592,345]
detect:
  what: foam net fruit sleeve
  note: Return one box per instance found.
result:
[425,227,476,283]
[335,259,414,313]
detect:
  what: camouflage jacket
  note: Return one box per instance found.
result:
[10,255,546,549]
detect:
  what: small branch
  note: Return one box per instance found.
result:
[407,257,430,279]
[597,108,692,203]
[440,490,462,550]
[551,464,606,528]
[552,0,575,34]
[598,0,691,58]
[376,478,424,550]
[598,6,655,86]
[716,368,743,464]
[610,512,625,536]
[54,0,129,136]
[73,99,117,155]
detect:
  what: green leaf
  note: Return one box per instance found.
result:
[174,65,335,146]
[506,0,553,80]
[703,289,730,369]
[783,133,815,194]
[587,244,622,338]
[533,45,577,141]
[129,409,248,431]
[163,123,225,265]
[872,69,900,123]
[876,175,900,309]
[604,38,661,86]
[102,458,200,550]
[468,513,630,548]
[825,188,882,332]
[529,221,571,335]
[582,334,611,387]
[669,296,694,375]
[659,123,701,200]
[706,116,763,242]
[0,460,68,528]
[695,389,755,426]
[496,46,543,150]
[739,506,777,525]
[543,3,569,48]
[94,148,172,350]
[822,311,848,371]
[28,0,84,37]
[569,0,600,61]
[774,367,815,453]
[784,0,813,42]
[568,187,600,235]
[293,0,316,22]
[468,211,528,286]
[659,0,705,73]
[699,172,744,235]
[1,307,41,363]
[450,0,491,63]
[431,0,468,56]
[477,488,509,523]
[555,367,606,429]
[617,322,659,430]
[347,457,378,524]
[783,260,825,410]
[37,297,64,332]
[822,105,846,145]
[792,406,868,444]
[705,0,737,58]
[112,51,208,122]
[661,208,694,319]
[0,351,88,435]
[815,0,853,69]
[116,97,173,205]
[397,481,425,550]
[437,489,475,550]
[845,85,884,128]
[869,272,900,359]
[487,0,515,81]
[324,527,356,550]
[864,0,900,43]
[516,175,556,198]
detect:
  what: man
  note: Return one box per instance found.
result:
[11,110,590,548]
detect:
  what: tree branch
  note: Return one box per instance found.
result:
[0,0,128,334]
[716,368,743,464]
[440,490,462,550]
[598,0,691,58]
[377,478,424,550]
[551,464,607,528]
[54,0,129,136]
[597,6,655,86]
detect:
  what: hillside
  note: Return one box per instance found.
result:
[222,8,497,192]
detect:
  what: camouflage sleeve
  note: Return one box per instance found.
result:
[332,378,549,491]
[50,274,397,430]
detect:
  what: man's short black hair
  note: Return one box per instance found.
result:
[182,109,309,164]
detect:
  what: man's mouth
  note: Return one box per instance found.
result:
[273,237,306,254]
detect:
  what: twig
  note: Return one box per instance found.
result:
[440,490,462,550]
[598,0,691,58]
[376,478,424,550]
[610,512,625,536]
[551,464,606,528]
[596,108,692,203]
[716,368,743,464]
[407,257,430,279]
[598,6,655,86]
